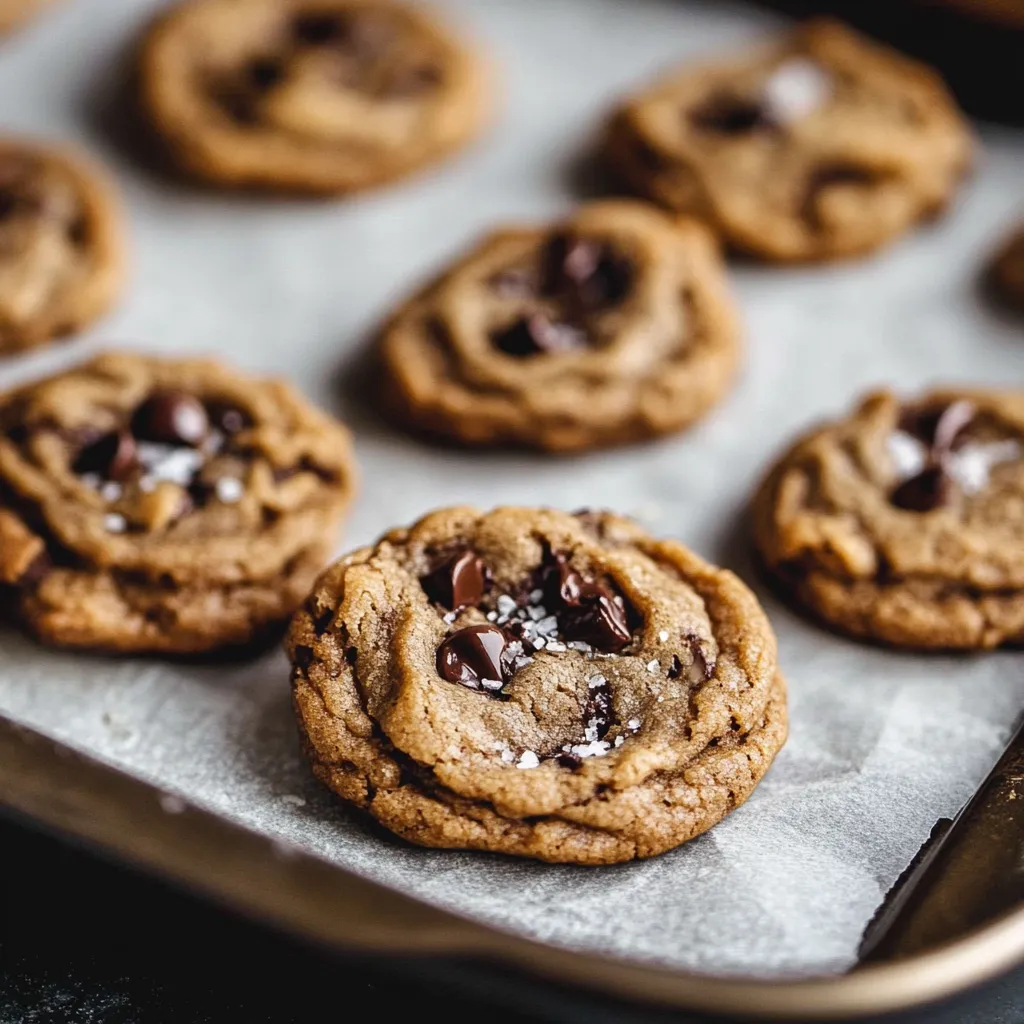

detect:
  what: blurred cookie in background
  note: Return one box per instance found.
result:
[140,0,491,195]
[989,222,1024,312]
[379,201,741,453]
[754,388,1024,649]
[604,19,973,262]
[0,0,56,35]
[0,139,125,356]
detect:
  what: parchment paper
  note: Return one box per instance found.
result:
[0,0,1022,979]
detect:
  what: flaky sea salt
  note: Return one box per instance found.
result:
[587,675,606,689]
[529,589,544,604]
[762,58,831,123]
[658,630,669,642]
[516,750,540,769]
[886,431,928,480]
[544,641,567,653]
[103,513,127,533]
[627,718,641,731]
[497,595,517,617]
[614,736,625,747]
[647,659,660,673]
[566,740,611,759]
[215,477,244,503]
[136,443,204,486]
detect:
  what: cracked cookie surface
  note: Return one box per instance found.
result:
[0,140,124,355]
[604,19,973,262]
[379,201,740,452]
[287,506,786,864]
[754,389,1024,649]
[141,0,490,194]
[0,351,356,654]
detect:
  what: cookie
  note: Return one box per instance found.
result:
[989,223,1024,312]
[287,506,786,865]
[0,352,356,654]
[0,140,124,355]
[140,0,489,195]
[604,19,973,262]
[379,201,740,453]
[754,390,1024,649]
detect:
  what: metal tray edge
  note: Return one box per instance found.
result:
[3,711,1023,1021]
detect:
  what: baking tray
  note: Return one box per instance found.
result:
[1,0,1023,1018]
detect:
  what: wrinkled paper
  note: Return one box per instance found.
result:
[1,0,1022,978]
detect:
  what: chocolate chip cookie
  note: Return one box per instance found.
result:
[0,140,124,355]
[287,506,786,864]
[989,223,1024,312]
[754,390,1024,649]
[379,201,740,453]
[141,0,490,194]
[0,352,356,654]
[604,19,973,262]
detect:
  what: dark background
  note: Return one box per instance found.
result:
[2,1,1022,1021]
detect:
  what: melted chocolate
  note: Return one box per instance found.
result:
[436,625,510,691]
[131,391,209,447]
[420,549,490,610]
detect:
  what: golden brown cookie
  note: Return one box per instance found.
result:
[0,352,357,654]
[140,0,490,195]
[0,140,124,355]
[379,201,741,453]
[989,222,1024,311]
[287,506,787,865]
[754,389,1024,649]
[604,19,973,262]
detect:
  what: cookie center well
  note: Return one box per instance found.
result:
[212,7,444,126]
[68,390,257,533]
[886,400,1023,512]
[488,233,635,358]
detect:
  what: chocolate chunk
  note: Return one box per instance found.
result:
[690,93,770,134]
[901,400,976,456]
[293,13,345,45]
[668,639,712,683]
[436,625,509,689]
[73,430,138,481]
[206,401,250,436]
[556,751,583,769]
[583,675,613,739]
[890,466,953,512]
[492,314,588,358]
[248,58,285,91]
[131,391,209,447]
[420,549,490,610]
[544,235,634,311]
[0,190,21,220]
[544,555,633,652]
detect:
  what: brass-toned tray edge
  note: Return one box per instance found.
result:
[3,713,1023,1021]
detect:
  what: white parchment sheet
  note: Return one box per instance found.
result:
[0,0,1021,979]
